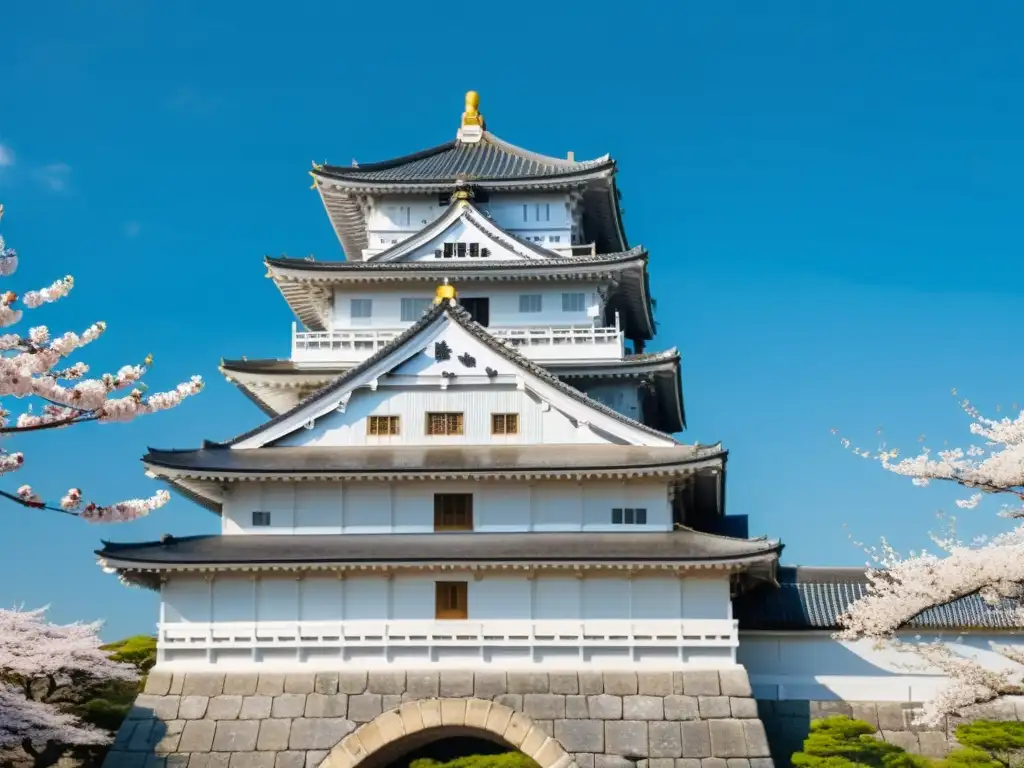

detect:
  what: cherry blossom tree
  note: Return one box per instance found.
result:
[833,394,1024,724]
[0,606,138,767]
[0,204,202,521]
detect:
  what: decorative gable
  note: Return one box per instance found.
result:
[230,303,677,450]
[366,202,556,264]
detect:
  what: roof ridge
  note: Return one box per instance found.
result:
[319,139,456,174]
[481,132,610,169]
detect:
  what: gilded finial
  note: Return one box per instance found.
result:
[461,91,484,129]
[311,161,324,171]
[308,171,319,190]
[434,277,457,305]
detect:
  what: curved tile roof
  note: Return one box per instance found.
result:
[315,133,612,184]
[734,566,1024,631]
[98,530,781,568]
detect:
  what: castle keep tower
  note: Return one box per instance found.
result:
[100,93,778,768]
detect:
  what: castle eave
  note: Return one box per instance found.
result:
[97,530,781,581]
[144,444,726,482]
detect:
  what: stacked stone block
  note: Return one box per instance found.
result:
[103,669,774,768]
[758,698,1024,768]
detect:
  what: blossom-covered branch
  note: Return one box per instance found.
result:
[0,204,203,521]
[833,394,1024,724]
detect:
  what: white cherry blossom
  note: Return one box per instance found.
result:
[835,396,1024,724]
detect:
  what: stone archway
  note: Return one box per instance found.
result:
[317,697,576,768]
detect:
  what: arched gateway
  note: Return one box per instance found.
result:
[319,698,574,768]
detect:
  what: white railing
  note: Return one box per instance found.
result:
[157,618,738,669]
[291,320,625,364]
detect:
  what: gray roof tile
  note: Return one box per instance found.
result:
[315,133,612,184]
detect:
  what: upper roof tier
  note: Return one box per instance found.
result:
[310,91,627,258]
[313,132,613,185]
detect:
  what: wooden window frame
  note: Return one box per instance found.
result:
[367,415,400,436]
[491,413,519,435]
[426,412,464,436]
[434,493,473,531]
[435,581,468,620]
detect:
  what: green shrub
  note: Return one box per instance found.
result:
[410,752,541,768]
[947,721,1024,768]
[791,716,933,768]
[101,634,158,673]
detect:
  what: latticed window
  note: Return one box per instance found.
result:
[491,413,519,435]
[426,412,463,436]
[434,494,473,531]
[367,415,400,436]
[435,581,468,620]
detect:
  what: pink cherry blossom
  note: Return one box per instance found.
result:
[0,205,203,520]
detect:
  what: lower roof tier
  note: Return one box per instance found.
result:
[97,530,783,589]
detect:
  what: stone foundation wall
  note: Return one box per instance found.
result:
[758,698,1024,768]
[102,669,774,768]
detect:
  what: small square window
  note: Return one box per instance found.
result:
[435,581,468,620]
[434,494,473,530]
[367,415,400,436]
[519,295,542,313]
[491,413,519,435]
[612,508,623,525]
[350,299,372,319]
[623,508,636,524]
[635,508,647,524]
[426,412,464,436]
[562,292,586,312]
[252,511,271,527]
[443,243,455,258]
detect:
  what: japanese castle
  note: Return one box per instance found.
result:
[97,94,1020,704]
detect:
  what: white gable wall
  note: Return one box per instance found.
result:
[364,193,574,259]
[330,282,606,329]
[221,478,673,535]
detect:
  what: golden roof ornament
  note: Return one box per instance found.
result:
[434,278,457,305]
[456,91,485,144]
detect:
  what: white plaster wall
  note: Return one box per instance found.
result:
[162,572,727,624]
[739,630,1024,702]
[221,478,672,535]
[330,283,605,329]
[272,386,612,448]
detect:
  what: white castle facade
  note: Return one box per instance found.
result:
[99,92,1021,716]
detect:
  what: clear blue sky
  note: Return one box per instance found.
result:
[1,2,1021,640]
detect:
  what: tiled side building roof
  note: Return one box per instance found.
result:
[734,566,1023,631]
